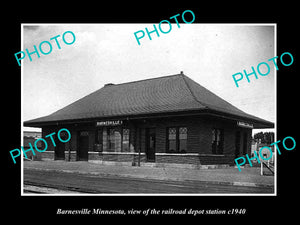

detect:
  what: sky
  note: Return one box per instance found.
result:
[22,24,276,135]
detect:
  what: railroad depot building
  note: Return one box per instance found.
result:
[24,73,274,166]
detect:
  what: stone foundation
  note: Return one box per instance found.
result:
[38,151,234,167]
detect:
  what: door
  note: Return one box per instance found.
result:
[235,131,241,158]
[55,130,69,160]
[55,140,65,160]
[146,128,156,162]
[242,132,248,155]
[77,131,89,161]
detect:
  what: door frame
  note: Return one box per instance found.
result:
[55,139,65,160]
[235,131,241,158]
[145,128,156,162]
[77,131,89,161]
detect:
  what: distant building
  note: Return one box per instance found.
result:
[251,139,258,155]
[23,131,42,160]
[23,131,41,139]
[24,73,274,166]
[251,140,275,164]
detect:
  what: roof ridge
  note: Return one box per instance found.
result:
[181,74,209,109]
[182,75,248,114]
[106,73,182,87]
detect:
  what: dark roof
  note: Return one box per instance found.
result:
[24,73,274,128]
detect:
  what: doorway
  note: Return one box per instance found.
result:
[242,132,248,155]
[235,131,241,158]
[55,140,65,160]
[146,128,156,162]
[77,131,89,161]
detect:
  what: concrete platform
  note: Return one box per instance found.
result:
[23,160,275,188]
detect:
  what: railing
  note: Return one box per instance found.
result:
[261,161,274,176]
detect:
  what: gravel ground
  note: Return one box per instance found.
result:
[23,160,275,187]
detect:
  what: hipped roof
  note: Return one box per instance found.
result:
[24,73,274,128]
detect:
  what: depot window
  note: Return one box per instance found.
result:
[100,127,130,152]
[166,127,187,153]
[212,128,224,154]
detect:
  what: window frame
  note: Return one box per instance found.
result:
[99,127,131,152]
[211,128,224,155]
[166,127,188,153]
[122,128,130,152]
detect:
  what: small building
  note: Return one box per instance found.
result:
[23,131,42,139]
[23,131,42,160]
[24,73,274,166]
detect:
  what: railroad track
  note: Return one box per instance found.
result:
[23,182,93,194]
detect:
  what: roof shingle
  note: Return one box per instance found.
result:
[24,73,274,128]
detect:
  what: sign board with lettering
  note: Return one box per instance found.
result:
[96,120,123,126]
[237,121,253,129]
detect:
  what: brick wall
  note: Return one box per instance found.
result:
[155,153,200,164]
[39,114,252,166]
[40,151,55,160]
[199,154,235,165]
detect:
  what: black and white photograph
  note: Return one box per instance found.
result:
[21,23,276,195]
[4,5,298,220]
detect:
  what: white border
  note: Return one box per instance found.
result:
[21,23,24,196]
[20,23,277,197]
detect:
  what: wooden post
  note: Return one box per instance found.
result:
[138,128,141,166]
[68,146,71,161]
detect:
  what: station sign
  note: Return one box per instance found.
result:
[237,121,253,129]
[96,120,123,126]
